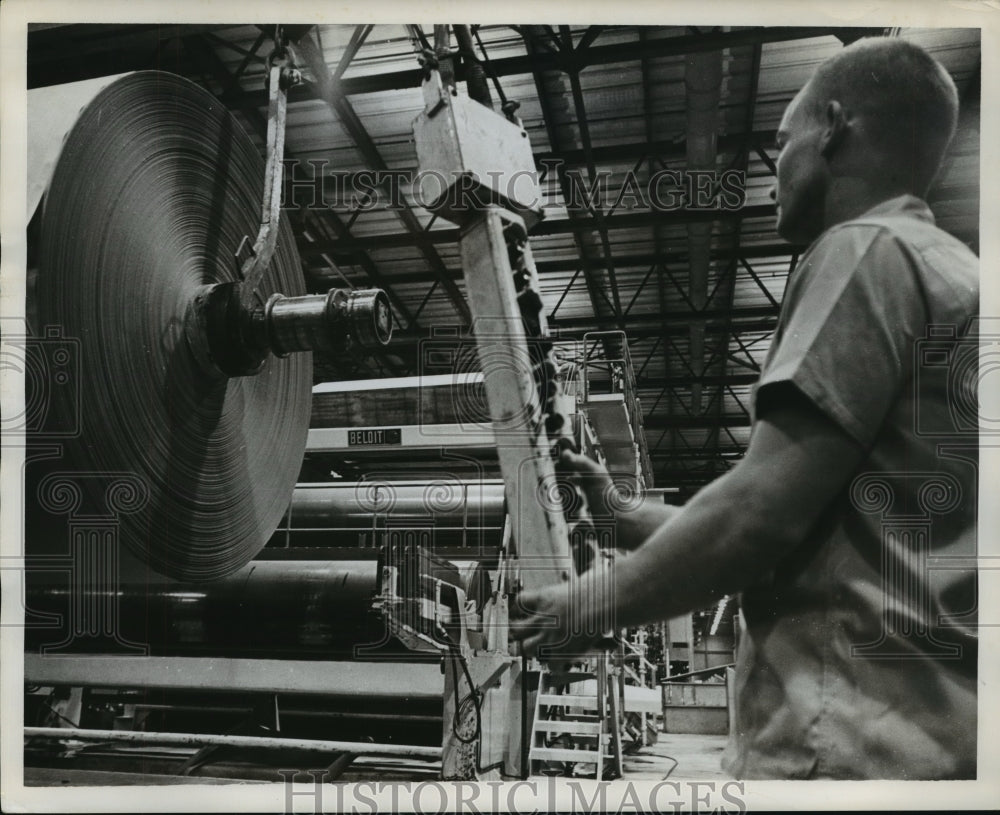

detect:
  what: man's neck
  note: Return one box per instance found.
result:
[821,177,913,232]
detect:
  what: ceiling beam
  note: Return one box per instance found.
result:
[385,315,777,350]
[536,130,779,168]
[305,241,806,286]
[235,26,846,103]
[522,25,620,330]
[537,242,803,273]
[653,446,746,460]
[643,414,752,430]
[29,25,845,91]
[561,24,624,321]
[698,41,765,463]
[298,204,776,256]
[293,29,473,325]
[636,373,760,388]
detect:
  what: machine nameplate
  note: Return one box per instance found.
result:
[347,428,402,446]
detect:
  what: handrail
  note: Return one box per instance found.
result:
[579,331,654,485]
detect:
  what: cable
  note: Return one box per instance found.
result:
[441,626,515,776]
[472,28,513,111]
[438,624,482,748]
[41,701,80,729]
[454,26,493,109]
[448,645,481,745]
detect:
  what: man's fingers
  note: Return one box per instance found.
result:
[509,583,570,648]
[558,449,605,476]
[513,627,575,658]
[557,450,618,514]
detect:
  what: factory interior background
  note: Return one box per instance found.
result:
[7,18,984,796]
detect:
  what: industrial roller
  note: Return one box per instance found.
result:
[29,70,390,582]
[268,480,507,551]
[24,559,492,661]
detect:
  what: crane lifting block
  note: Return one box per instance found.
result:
[413,70,543,230]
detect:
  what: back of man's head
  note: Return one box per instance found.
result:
[805,38,959,194]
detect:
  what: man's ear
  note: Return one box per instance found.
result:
[819,100,849,159]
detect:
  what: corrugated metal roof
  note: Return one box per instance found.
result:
[26,23,981,491]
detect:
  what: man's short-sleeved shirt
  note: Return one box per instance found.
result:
[722,195,979,779]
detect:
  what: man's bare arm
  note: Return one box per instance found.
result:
[513,388,868,653]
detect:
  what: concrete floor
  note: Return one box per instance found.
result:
[623,733,732,781]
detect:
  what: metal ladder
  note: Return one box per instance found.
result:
[529,656,623,780]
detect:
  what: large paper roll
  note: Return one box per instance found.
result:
[29,71,311,582]
[27,73,131,220]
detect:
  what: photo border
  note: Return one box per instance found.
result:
[2,0,997,810]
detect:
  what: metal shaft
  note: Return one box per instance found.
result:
[186,283,391,377]
[262,288,392,356]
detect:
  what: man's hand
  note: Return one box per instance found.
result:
[557,449,680,549]
[509,580,572,658]
[556,449,618,518]
[509,567,613,659]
